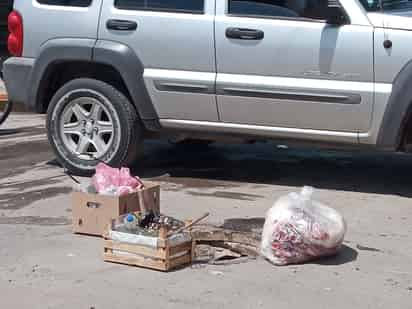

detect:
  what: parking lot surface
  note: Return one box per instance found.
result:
[1,113,412,308]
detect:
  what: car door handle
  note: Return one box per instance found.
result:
[226,27,264,40]
[106,19,138,31]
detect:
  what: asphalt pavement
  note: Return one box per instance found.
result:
[1,113,412,308]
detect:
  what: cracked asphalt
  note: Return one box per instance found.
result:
[1,113,412,308]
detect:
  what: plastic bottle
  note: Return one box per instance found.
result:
[123,214,138,231]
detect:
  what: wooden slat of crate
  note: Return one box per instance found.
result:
[168,253,192,269]
[103,237,193,271]
[103,240,166,259]
[169,241,192,257]
[103,252,168,271]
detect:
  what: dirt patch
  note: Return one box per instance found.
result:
[0,126,45,140]
[0,140,53,178]
[187,190,264,201]
[1,175,65,191]
[151,175,237,191]
[222,218,265,232]
[0,186,72,210]
[0,216,71,226]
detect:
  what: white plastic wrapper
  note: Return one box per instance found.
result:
[261,187,346,265]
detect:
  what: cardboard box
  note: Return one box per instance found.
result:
[72,181,160,236]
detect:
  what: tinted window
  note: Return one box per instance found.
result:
[36,0,92,6]
[358,0,412,11]
[229,0,330,20]
[115,0,204,13]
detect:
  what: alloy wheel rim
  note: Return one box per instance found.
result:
[59,95,117,161]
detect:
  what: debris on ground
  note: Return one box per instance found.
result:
[91,162,144,196]
[103,213,209,271]
[66,162,145,196]
[261,186,347,266]
[69,163,350,270]
[356,244,382,252]
[209,270,224,276]
[191,218,263,265]
[70,164,160,236]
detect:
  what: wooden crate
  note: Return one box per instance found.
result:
[103,225,194,271]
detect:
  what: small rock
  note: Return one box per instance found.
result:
[356,244,382,252]
[191,263,206,270]
[209,270,224,276]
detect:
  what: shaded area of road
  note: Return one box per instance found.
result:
[2,117,412,201]
[137,140,412,197]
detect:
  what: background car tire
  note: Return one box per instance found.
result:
[0,100,13,125]
[46,78,143,176]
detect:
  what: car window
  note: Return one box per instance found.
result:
[228,0,330,20]
[359,0,412,11]
[36,0,92,7]
[114,0,204,13]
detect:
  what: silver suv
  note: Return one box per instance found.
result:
[3,0,412,174]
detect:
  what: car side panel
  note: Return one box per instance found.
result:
[98,0,219,121]
[13,0,102,58]
[360,27,412,148]
[215,14,375,133]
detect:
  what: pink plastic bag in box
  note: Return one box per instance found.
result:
[91,163,144,196]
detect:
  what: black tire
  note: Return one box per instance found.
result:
[46,78,143,176]
[0,100,13,125]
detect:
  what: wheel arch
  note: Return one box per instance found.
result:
[29,38,159,127]
[377,60,412,151]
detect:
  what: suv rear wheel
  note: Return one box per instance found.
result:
[46,78,142,176]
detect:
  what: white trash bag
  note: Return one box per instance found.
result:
[261,187,346,265]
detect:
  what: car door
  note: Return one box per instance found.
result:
[215,0,374,134]
[98,0,218,121]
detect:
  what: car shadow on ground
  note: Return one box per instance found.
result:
[131,139,412,198]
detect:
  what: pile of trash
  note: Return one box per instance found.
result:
[69,160,348,268]
[114,211,185,237]
[261,187,347,265]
